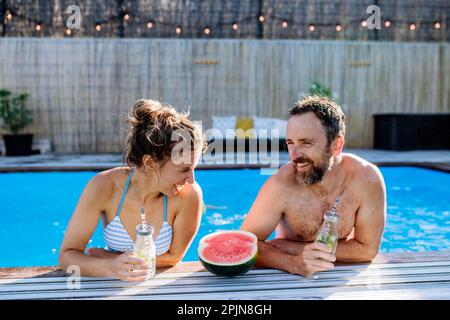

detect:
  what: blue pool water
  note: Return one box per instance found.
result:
[0,166,449,267]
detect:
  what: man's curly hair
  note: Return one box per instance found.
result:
[288,95,346,146]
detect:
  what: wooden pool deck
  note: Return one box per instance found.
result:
[1,251,450,300]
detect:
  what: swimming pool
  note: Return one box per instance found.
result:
[0,166,449,267]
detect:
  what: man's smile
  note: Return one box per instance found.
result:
[297,162,312,172]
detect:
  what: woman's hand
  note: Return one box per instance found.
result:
[107,251,150,282]
[87,247,119,259]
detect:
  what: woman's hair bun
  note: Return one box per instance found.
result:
[124,99,207,167]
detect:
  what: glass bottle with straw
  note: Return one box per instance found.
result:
[315,196,340,254]
[133,208,156,279]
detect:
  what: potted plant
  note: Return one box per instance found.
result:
[308,82,333,99]
[0,89,34,156]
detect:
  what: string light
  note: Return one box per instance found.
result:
[0,8,444,37]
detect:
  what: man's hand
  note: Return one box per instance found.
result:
[267,238,303,255]
[290,242,336,278]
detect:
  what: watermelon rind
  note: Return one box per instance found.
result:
[198,230,258,277]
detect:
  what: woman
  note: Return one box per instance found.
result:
[59,99,207,282]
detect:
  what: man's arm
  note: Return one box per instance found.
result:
[241,164,335,277]
[241,169,293,270]
[335,165,387,262]
[258,165,386,264]
[241,172,285,242]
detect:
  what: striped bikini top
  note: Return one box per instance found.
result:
[103,168,173,256]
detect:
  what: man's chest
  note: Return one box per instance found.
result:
[279,189,359,241]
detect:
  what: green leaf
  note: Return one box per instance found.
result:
[0,89,33,134]
[0,89,11,98]
[308,82,333,99]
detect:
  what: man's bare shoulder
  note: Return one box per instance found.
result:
[342,153,385,191]
[255,162,298,201]
[270,161,297,186]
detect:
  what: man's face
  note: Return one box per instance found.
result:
[286,112,333,185]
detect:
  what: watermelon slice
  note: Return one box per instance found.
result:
[198,230,258,277]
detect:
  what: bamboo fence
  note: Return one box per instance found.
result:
[0,38,448,152]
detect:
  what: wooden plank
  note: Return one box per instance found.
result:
[2,252,450,280]
[3,262,450,291]
[2,269,450,296]
[2,252,450,300]
[60,283,450,301]
[2,259,450,284]
[4,260,450,284]
[2,269,450,300]
[325,288,450,300]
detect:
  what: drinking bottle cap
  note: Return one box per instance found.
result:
[136,223,154,236]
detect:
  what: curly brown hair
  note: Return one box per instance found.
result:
[288,95,345,146]
[124,99,207,167]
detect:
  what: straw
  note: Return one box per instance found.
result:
[139,207,148,231]
[331,196,340,215]
[139,207,150,249]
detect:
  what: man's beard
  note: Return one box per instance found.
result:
[294,149,333,185]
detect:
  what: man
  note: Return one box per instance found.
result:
[241,95,386,278]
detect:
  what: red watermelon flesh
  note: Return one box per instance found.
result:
[203,232,255,264]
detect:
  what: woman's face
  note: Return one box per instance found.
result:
[156,150,201,196]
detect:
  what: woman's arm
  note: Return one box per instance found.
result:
[156,182,203,267]
[58,173,148,281]
[59,173,112,276]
